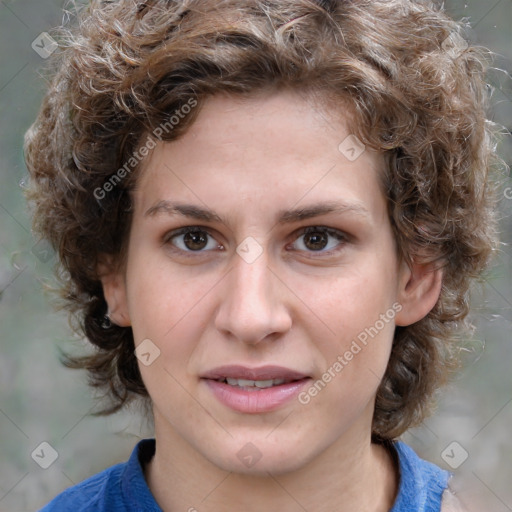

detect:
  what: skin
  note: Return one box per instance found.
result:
[101,90,443,512]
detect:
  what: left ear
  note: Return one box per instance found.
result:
[394,258,443,327]
[98,256,132,328]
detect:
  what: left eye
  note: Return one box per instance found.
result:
[167,228,221,252]
[290,227,346,252]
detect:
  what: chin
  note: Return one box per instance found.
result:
[203,437,314,476]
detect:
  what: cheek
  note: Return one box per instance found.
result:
[296,263,397,338]
[294,258,398,386]
[129,281,198,337]
[124,252,220,364]
[298,285,396,420]
[125,263,213,402]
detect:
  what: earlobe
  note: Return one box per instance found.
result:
[394,259,443,327]
[98,258,131,327]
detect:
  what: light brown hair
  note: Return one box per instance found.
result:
[24,0,499,439]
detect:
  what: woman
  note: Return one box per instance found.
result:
[24,1,498,510]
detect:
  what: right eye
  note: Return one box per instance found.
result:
[164,227,223,253]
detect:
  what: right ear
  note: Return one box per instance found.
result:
[97,256,131,327]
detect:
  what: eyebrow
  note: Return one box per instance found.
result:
[143,200,370,224]
[144,201,223,222]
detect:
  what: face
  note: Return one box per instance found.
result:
[102,90,440,475]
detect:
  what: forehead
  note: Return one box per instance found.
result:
[133,90,386,223]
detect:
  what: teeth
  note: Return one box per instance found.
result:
[224,378,287,389]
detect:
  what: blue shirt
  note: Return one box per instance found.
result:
[39,439,451,511]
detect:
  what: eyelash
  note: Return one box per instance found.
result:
[162,226,224,253]
[162,225,349,257]
[288,226,348,255]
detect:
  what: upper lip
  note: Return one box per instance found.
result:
[200,365,310,382]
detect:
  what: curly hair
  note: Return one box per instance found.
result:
[24,0,499,439]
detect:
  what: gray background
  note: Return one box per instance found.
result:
[0,1,511,511]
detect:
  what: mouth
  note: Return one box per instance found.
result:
[200,365,311,412]
[200,364,310,385]
[211,376,307,390]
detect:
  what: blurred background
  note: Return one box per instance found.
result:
[0,1,511,511]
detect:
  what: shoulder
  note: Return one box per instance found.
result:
[38,462,126,511]
[394,441,451,486]
[38,439,159,512]
[40,439,162,512]
[390,441,452,512]
[441,487,468,512]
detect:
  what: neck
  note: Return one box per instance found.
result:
[145,413,397,512]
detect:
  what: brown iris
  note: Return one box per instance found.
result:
[183,231,209,250]
[303,231,329,251]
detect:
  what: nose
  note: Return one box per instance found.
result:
[214,249,292,345]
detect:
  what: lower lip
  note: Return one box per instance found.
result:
[202,378,311,413]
